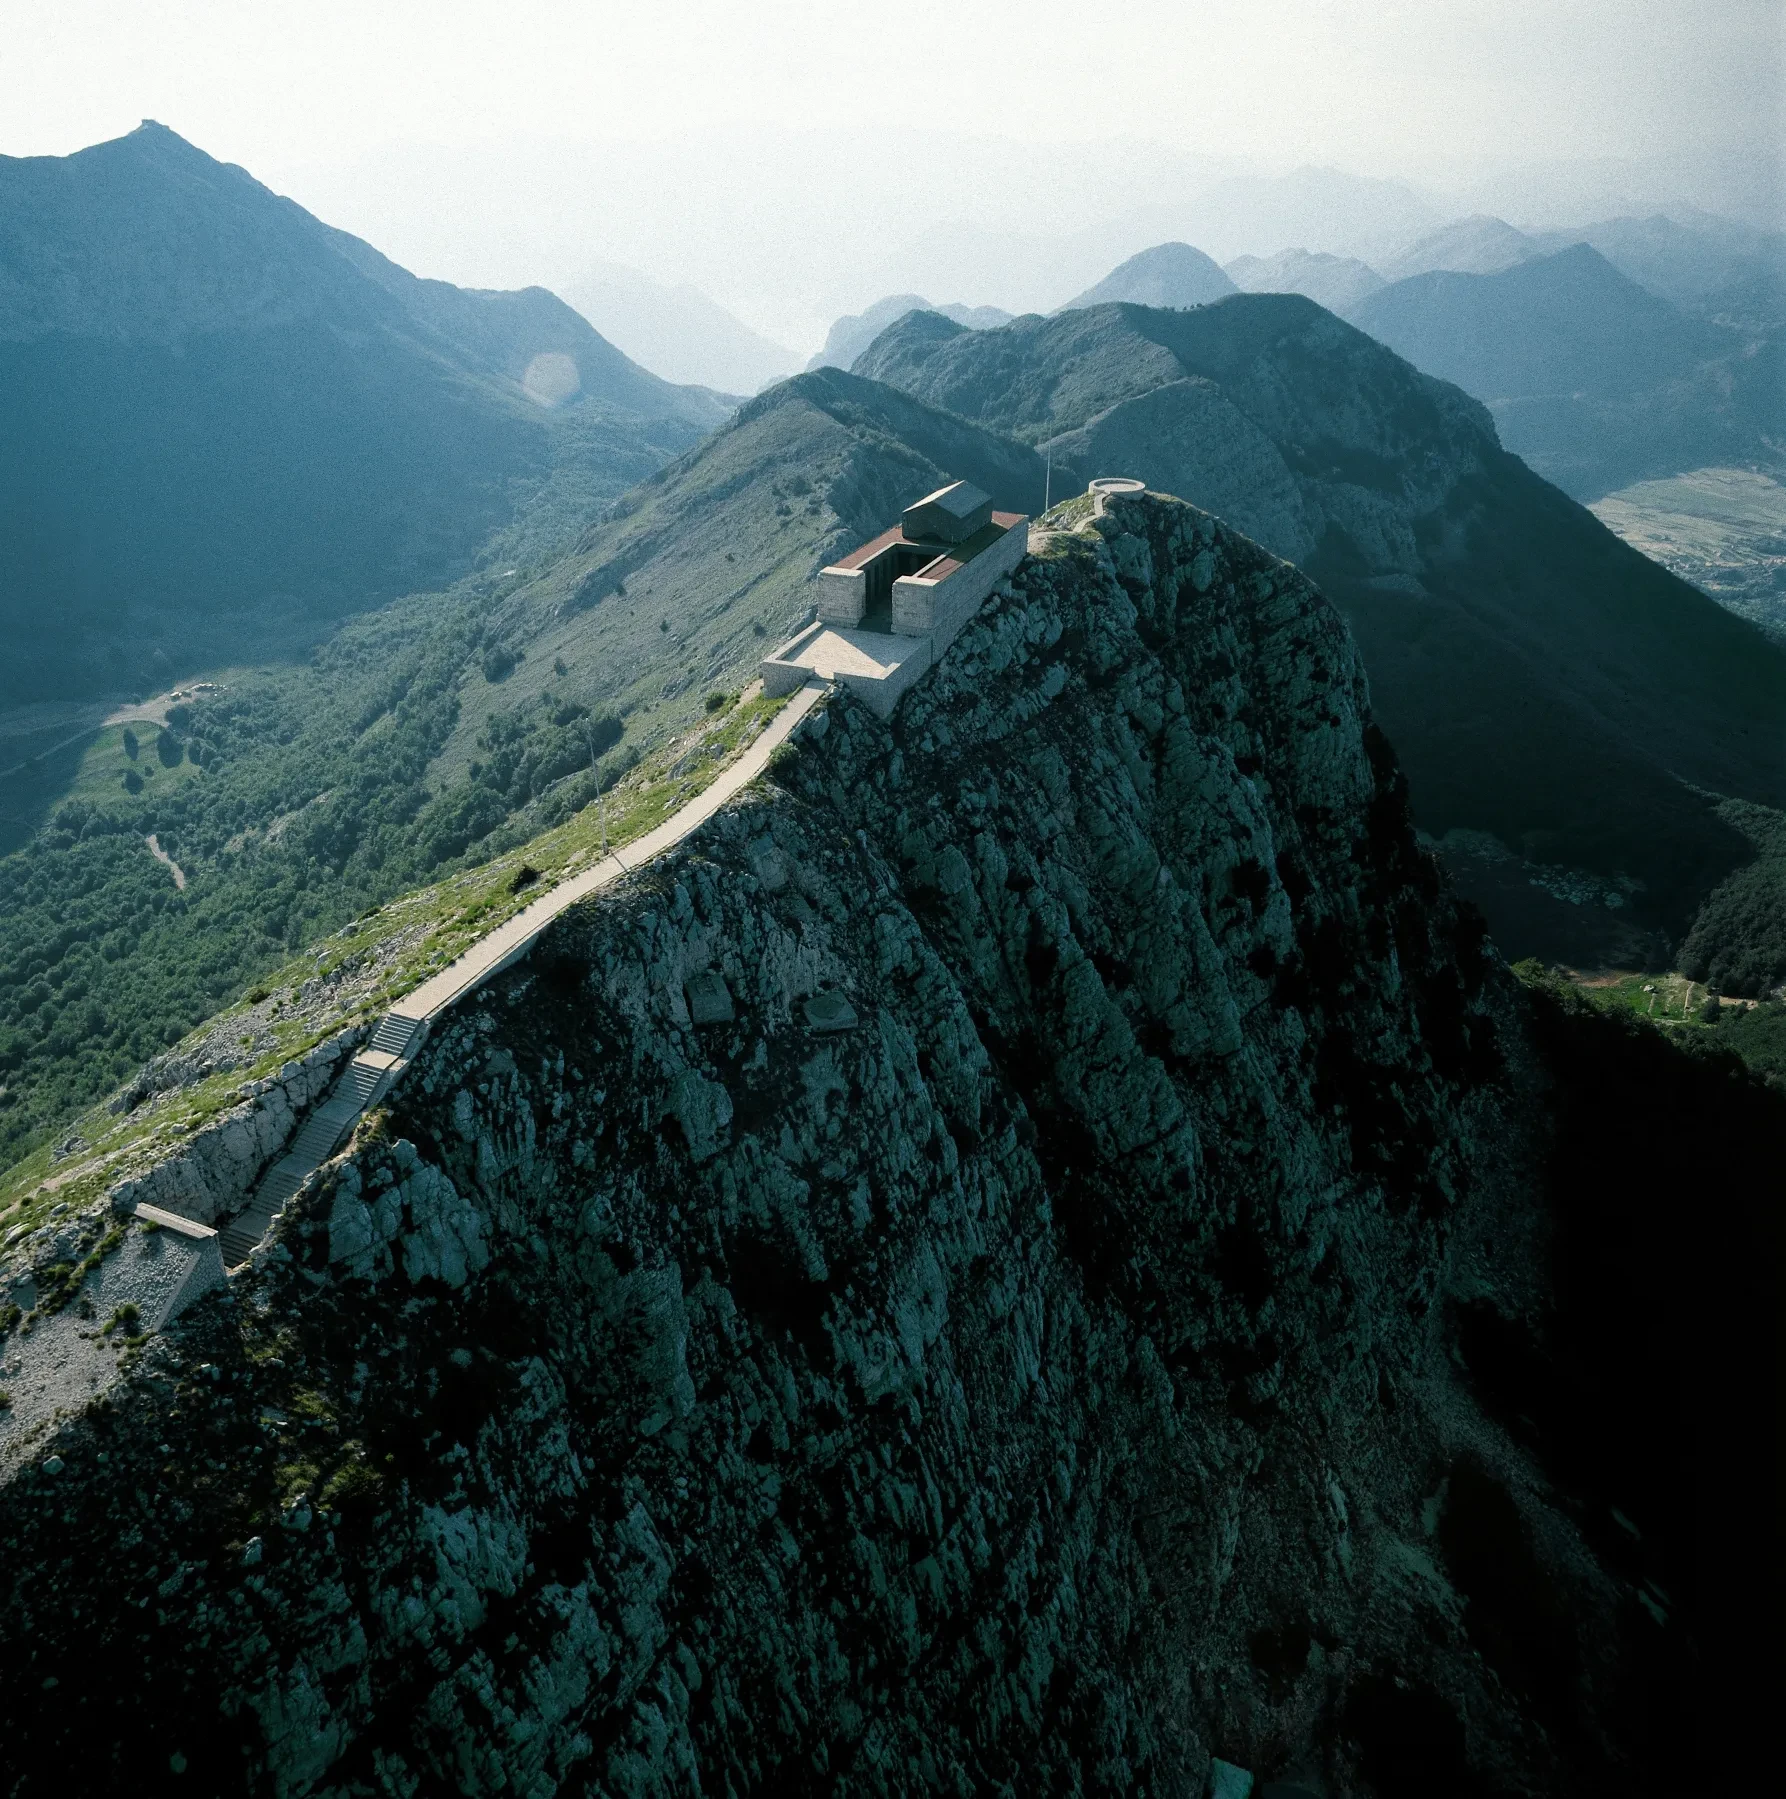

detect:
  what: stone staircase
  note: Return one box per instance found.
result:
[214,1010,427,1270]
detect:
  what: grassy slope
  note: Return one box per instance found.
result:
[855,297,1786,971]
[0,372,1043,1167]
[0,688,791,1241]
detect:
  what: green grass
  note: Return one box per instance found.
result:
[1548,963,1786,1087]
[68,722,203,809]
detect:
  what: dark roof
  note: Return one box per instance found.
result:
[826,510,1025,579]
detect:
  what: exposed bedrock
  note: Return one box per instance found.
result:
[0,497,1755,1796]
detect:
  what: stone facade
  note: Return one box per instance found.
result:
[764,478,1029,717]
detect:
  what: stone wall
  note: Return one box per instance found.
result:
[104,1024,365,1226]
[890,515,1027,639]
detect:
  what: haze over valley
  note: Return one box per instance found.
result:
[1,6,1782,1794]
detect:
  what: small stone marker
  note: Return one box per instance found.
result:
[685,971,735,1026]
[803,992,858,1032]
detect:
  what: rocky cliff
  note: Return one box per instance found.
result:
[0,496,1731,1794]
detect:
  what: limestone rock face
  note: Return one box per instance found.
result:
[0,498,1653,1794]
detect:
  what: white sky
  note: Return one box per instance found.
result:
[3,0,1780,344]
[5,0,1777,171]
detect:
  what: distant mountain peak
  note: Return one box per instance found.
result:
[1225,247,1384,313]
[807,294,1012,374]
[1060,243,1237,313]
[1380,214,1542,281]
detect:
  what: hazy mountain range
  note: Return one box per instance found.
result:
[559,261,800,394]
[0,122,729,708]
[807,295,1014,373]
[1225,248,1384,312]
[1347,243,1781,497]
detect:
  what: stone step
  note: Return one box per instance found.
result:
[368,1012,424,1058]
[340,1061,384,1105]
[285,1119,346,1165]
[255,1162,307,1208]
[218,1211,272,1269]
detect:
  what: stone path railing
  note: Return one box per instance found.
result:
[210,680,829,1269]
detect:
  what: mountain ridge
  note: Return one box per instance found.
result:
[0,123,730,709]
[1346,243,1781,497]
[4,492,1771,1792]
[853,295,1786,970]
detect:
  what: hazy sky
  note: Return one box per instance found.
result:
[4,0,1780,344]
[7,0,1778,170]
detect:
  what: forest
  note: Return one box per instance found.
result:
[0,591,623,1164]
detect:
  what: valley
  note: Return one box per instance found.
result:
[1590,464,1786,638]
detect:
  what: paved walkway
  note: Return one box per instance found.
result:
[212,680,828,1267]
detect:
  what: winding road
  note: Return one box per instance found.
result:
[144,833,187,890]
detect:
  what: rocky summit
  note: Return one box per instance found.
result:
[0,495,1764,1794]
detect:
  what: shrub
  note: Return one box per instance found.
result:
[704,690,732,715]
[101,1302,141,1337]
[508,864,540,895]
[319,1451,386,1512]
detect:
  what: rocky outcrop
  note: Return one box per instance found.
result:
[0,496,1700,1795]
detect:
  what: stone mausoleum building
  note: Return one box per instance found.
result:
[761,479,1028,717]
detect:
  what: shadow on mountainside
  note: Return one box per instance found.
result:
[1468,969,1785,1787]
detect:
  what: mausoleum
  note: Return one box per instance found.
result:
[761,480,1028,717]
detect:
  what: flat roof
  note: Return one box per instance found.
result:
[830,525,906,573]
[776,625,928,680]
